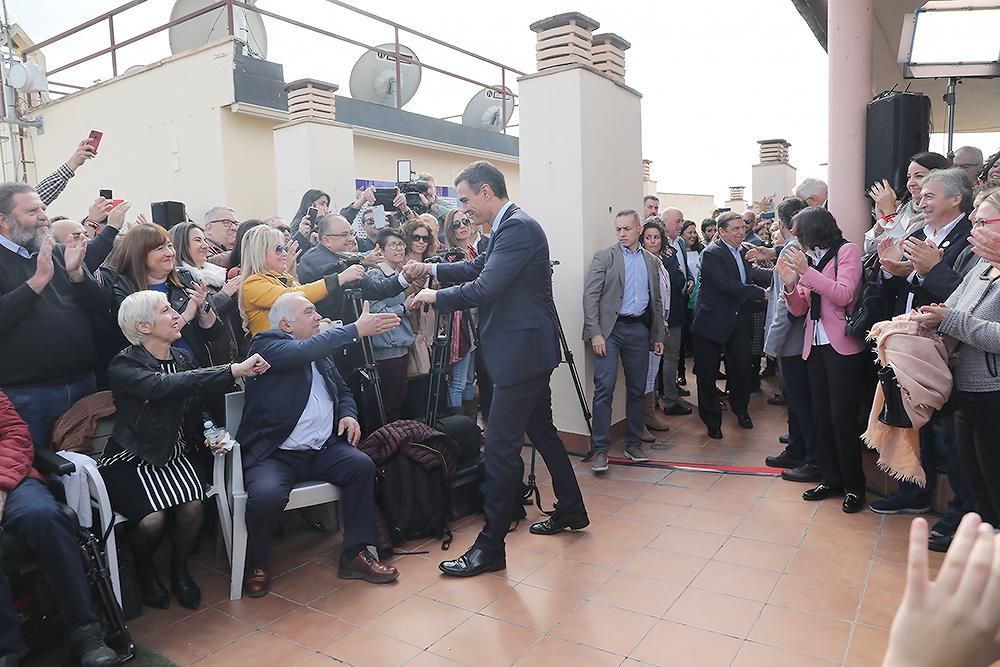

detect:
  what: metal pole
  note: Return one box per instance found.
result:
[393,27,402,109]
[944,76,958,158]
[225,0,235,36]
[108,16,117,77]
[501,67,507,134]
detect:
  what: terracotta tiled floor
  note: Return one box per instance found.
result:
[125,381,938,667]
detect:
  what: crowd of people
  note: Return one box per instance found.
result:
[3,130,1000,665]
[589,146,1000,537]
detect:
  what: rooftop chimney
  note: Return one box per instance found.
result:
[642,159,652,181]
[530,12,600,72]
[285,78,338,122]
[757,138,791,165]
[591,33,630,82]
[729,186,746,201]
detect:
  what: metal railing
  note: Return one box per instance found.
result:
[18,0,523,131]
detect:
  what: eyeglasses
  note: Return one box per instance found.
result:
[322,232,353,238]
[451,219,471,230]
[411,235,430,243]
[973,218,1000,228]
[956,163,984,170]
[274,245,289,254]
[208,219,240,229]
[384,241,406,250]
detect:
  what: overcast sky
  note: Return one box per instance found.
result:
[7,0,996,203]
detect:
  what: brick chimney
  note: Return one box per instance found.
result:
[591,33,630,82]
[642,159,652,182]
[285,78,338,121]
[729,186,746,201]
[757,138,791,164]
[530,12,600,72]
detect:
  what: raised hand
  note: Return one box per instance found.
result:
[868,179,899,219]
[784,245,809,274]
[970,225,1000,265]
[354,300,400,337]
[185,280,208,310]
[776,257,798,287]
[106,201,131,230]
[28,235,55,294]
[67,138,97,170]
[903,238,944,277]
[221,273,244,297]
[63,235,88,281]
[878,236,904,263]
[88,197,113,225]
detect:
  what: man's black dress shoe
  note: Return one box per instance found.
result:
[530,512,590,535]
[928,531,954,553]
[736,413,753,429]
[764,449,801,469]
[767,394,787,406]
[707,428,723,439]
[802,484,844,501]
[663,402,692,416]
[439,546,506,577]
[778,434,789,444]
[781,463,822,483]
[677,387,691,397]
[842,492,865,513]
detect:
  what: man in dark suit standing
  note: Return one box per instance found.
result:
[691,212,771,439]
[660,208,694,414]
[407,161,588,577]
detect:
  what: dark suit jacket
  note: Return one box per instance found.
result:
[691,239,771,345]
[237,326,360,468]
[882,214,972,315]
[297,244,406,322]
[435,204,561,388]
[663,251,687,328]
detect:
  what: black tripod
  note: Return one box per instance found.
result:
[425,306,455,426]
[522,260,595,515]
[345,289,387,428]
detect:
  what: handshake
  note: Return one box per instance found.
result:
[402,260,432,282]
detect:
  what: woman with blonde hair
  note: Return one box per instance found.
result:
[239,225,337,336]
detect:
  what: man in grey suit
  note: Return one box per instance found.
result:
[761,197,820,482]
[583,210,666,472]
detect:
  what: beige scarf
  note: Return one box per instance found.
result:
[863,316,953,486]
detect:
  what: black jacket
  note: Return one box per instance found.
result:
[881,215,972,316]
[237,327,360,468]
[99,266,225,367]
[107,345,234,466]
[298,244,407,322]
[691,240,771,345]
[662,251,687,328]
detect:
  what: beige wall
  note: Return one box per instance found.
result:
[218,110,283,220]
[657,192,716,223]
[751,163,797,210]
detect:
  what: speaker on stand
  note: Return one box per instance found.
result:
[864,91,932,197]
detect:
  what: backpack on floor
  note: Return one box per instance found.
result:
[377,455,450,549]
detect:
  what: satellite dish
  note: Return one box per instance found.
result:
[6,61,46,92]
[462,86,515,132]
[349,44,421,108]
[124,65,146,76]
[168,0,267,59]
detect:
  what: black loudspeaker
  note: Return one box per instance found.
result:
[865,91,931,196]
[150,201,187,230]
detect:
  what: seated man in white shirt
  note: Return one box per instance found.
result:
[235,293,401,596]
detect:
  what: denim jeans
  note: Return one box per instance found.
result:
[0,479,98,655]
[592,321,650,451]
[3,373,96,450]
[448,350,476,409]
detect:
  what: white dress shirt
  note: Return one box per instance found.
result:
[279,363,334,451]
[806,247,831,345]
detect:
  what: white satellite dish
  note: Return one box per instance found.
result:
[124,65,146,76]
[349,43,421,108]
[6,61,46,93]
[168,0,267,58]
[462,86,514,132]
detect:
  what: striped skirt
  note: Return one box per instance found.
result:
[98,437,205,523]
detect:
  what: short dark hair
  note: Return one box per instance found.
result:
[0,182,36,217]
[643,195,659,204]
[643,219,665,237]
[377,227,404,248]
[616,209,641,226]
[700,218,716,235]
[454,160,508,199]
[792,207,844,249]
[776,196,808,229]
[716,211,742,230]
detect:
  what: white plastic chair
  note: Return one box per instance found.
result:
[222,391,343,600]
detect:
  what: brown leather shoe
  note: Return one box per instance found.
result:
[244,568,271,598]
[338,550,400,584]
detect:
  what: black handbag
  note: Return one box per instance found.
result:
[877,365,912,428]
[845,253,889,339]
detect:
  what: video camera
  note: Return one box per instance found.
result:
[373,180,430,215]
[332,251,365,272]
[427,247,465,264]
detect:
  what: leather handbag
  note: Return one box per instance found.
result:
[845,253,889,339]
[877,365,912,428]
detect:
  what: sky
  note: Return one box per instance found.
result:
[6,0,996,204]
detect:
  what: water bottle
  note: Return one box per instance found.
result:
[203,420,223,450]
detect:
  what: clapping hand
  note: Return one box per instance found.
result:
[106,201,131,230]
[882,514,1000,667]
[63,235,88,282]
[783,245,809,274]
[27,235,54,294]
[868,179,898,219]
[970,225,1000,265]
[776,257,798,287]
[878,236,905,263]
[903,238,944,277]
[185,280,208,311]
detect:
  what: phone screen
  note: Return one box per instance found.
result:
[372,205,387,229]
[307,206,319,225]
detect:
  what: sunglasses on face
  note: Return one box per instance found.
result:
[274,245,289,254]
[451,219,471,230]
[411,235,430,243]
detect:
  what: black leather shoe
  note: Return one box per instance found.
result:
[778,434,789,444]
[764,449,801,469]
[170,561,201,610]
[802,484,844,501]
[842,491,865,513]
[677,375,687,386]
[137,563,169,609]
[928,531,954,553]
[736,413,754,429]
[707,428,723,439]
[663,402,692,416]
[782,463,822,483]
[767,394,787,406]
[439,546,506,577]
[530,512,590,535]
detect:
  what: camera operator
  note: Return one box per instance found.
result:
[415,172,455,228]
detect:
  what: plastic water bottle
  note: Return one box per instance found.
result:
[203,420,223,450]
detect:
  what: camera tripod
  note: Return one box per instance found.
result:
[345,288,387,428]
[522,261,595,515]
[424,304,455,426]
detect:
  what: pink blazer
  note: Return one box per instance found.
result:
[785,241,865,359]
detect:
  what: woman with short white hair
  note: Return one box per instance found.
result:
[101,290,268,611]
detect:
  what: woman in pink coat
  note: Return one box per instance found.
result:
[778,207,866,513]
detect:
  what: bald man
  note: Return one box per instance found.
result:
[50,218,87,244]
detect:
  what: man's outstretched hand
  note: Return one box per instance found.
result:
[354,300,400,337]
[407,288,437,310]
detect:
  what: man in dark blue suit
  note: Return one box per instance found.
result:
[406,161,588,577]
[236,293,401,596]
[691,212,771,439]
